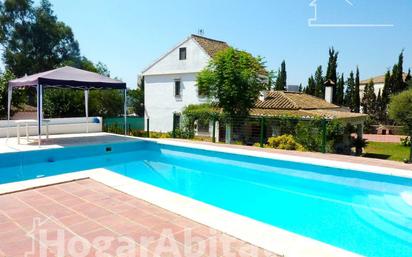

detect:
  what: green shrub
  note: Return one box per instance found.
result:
[170,128,194,139]
[401,136,411,147]
[149,132,171,138]
[181,104,220,134]
[294,119,350,153]
[128,130,170,138]
[326,120,351,154]
[294,120,322,151]
[389,89,412,136]
[129,130,149,137]
[265,135,305,151]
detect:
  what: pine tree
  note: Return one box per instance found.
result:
[298,83,303,92]
[336,74,344,105]
[354,67,361,113]
[344,71,355,110]
[274,60,287,91]
[361,80,376,115]
[314,66,324,98]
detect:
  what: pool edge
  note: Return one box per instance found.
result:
[142,138,412,179]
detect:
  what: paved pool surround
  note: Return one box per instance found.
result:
[1,134,411,257]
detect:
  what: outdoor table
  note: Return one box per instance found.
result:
[15,119,50,144]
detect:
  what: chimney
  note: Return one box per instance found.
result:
[259,90,268,101]
[324,79,335,103]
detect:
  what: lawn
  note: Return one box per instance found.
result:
[363,142,410,162]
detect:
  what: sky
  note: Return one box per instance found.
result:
[28,0,412,88]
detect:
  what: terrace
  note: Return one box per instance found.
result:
[0,179,278,257]
[1,132,412,257]
[0,133,283,257]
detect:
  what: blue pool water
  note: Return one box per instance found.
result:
[1,141,411,257]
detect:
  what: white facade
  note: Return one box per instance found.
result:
[359,83,384,99]
[144,73,208,132]
[142,37,212,132]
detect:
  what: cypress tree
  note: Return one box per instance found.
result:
[275,60,287,91]
[267,70,276,90]
[392,64,400,93]
[336,74,344,105]
[361,80,376,115]
[380,70,391,124]
[326,48,338,83]
[298,83,303,92]
[305,76,316,95]
[326,48,339,102]
[407,69,412,90]
[397,51,406,92]
[314,66,324,98]
[382,70,391,105]
[344,71,355,110]
[392,51,406,93]
[376,89,386,123]
[354,67,361,113]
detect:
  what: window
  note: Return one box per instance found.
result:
[174,80,181,97]
[179,47,187,60]
[173,113,181,129]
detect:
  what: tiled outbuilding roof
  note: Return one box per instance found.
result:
[250,108,367,122]
[252,91,367,122]
[360,73,408,85]
[255,91,338,110]
[304,109,367,122]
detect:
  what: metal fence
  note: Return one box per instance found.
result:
[103,115,356,154]
[100,115,412,161]
[171,116,355,154]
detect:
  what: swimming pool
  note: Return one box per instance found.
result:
[1,140,411,257]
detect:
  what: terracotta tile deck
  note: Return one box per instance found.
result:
[362,133,406,143]
[0,179,279,257]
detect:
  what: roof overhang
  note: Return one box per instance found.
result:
[250,108,368,124]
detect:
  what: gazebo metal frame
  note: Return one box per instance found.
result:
[7,66,127,145]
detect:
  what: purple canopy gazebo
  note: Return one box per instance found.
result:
[7,66,127,145]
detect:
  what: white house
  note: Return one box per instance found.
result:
[141,34,229,133]
[359,73,408,99]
